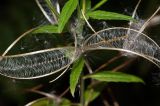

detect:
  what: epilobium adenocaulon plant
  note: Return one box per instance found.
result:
[0,0,160,83]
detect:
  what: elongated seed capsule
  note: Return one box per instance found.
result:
[0,47,76,79]
[83,27,160,68]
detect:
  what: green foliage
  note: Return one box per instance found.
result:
[5,0,147,105]
[58,0,78,32]
[33,0,133,34]
[70,57,85,97]
[87,10,134,21]
[85,0,91,13]
[26,98,71,106]
[60,99,72,106]
[92,0,108,11]
[84,82,107,106]
[33,25,59,34]
[84,71,144,83]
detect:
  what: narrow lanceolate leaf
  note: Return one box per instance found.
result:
[33,25,59,33]
[87,10,133,21]
[92,0,108,11]
[70,57,85,97]
[58,0,78,33]
[84,82,106,106]
[25,97,71,106]
[84,71,144,83]
[86,0,91,13]
[25,98,55,106]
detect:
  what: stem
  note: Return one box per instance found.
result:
[103,99,111,106]
[59,87,70,98]
[45,0,59,23]
[27,89,59,101]
[107,88,119,106]
[84,58,93,74]
[47,0,59,17]
[81,10,96,33]
[29,84,43,90]
[139,6,160,33]
[95,54,122,72]
[112,59,134,72]
[82,0,86,14]
[80,72,85,106]
[129,0,141,26]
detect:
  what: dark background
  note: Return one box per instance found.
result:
[0,0,160,106]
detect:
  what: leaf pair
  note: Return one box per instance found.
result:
[69,57,144,97]
[34,0,134,34]
[35,0,78,33]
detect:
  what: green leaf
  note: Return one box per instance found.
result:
[92,0,108,11]
[70,57,85,97]
[86,0,91,13]
[87,10,133,21]
[60,98,71,106]
[33,25,59,34]
[25,98,71,106]
[84,82,106,106]
[58,0,78,33]
[84,71,144,83]
[27,98,54,106]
